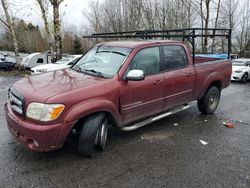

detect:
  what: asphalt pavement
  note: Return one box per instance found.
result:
[0,75,249,188]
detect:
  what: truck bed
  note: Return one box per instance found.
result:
[193,58,232,100]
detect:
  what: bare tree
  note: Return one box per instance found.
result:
[49,0,63,60]
[36,0,54,58]
[142,0,158,30]
[84,0,197,33]
[219,0,238,53]
[203,0,212,53]
[83,0,103,33]
[234,0,250,56]
[211,0,221,52]
[1,0,20,67]
[221,0,238,30]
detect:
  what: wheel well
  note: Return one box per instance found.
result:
[199,80,222,100]
[68,111,117,138]
[208,80,222,91]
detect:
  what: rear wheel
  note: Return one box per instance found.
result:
[198,86,220,114]
[241,73,248,83]
[77,113,109,157]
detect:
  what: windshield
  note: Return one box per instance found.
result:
[233,61,249,66]
[55,58,73,64]
[72,45,132,78]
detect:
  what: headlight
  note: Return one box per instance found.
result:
[26,103,65,122]
[37,69,47,73]
[234,70,242,73]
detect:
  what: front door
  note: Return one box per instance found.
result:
[119,46,164,125]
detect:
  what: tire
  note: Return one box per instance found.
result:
[241,73,248,83]
[77,113,109,157]
[197,86,220,114]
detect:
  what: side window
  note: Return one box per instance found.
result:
[163,46,188,70]
[37,58,44,63]
[129,47,160,75]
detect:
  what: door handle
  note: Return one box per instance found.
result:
[186,73,192,77]
[153,80,161,85]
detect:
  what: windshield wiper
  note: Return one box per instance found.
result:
[83,69,105,77]
[97,50,127,56]
[71,67,106,78]
[111,51,127,56]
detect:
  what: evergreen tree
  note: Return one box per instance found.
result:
[73,35,82,54]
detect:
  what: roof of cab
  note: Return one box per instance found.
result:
[99,40,183,48]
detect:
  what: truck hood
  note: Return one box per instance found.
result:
[13,69,107,102]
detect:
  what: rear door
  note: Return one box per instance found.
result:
[120,46,164,124]
[161,45,196,110]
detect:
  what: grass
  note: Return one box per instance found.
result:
[0,69,31,77]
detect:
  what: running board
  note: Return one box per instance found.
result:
[120,104,191,131]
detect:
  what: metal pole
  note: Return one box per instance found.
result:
[192,29,195,64]
[228,29,232,59]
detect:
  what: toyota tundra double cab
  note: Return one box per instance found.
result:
[5,29,232,157]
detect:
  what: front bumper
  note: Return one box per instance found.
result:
[231,72,244,81]
[4,102,74,152]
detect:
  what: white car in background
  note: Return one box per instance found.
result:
[231,58,250,83]
[31,55,82,75]
[21,52,52,70]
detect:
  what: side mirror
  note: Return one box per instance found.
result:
[126,69,145,81]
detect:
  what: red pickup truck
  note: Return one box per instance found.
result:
[5,30,232,157]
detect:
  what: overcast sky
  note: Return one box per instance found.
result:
[2,0,90,31]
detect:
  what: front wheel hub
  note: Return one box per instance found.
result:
[95,119,108,149]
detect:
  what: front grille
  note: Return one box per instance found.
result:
[8,87,24,115]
